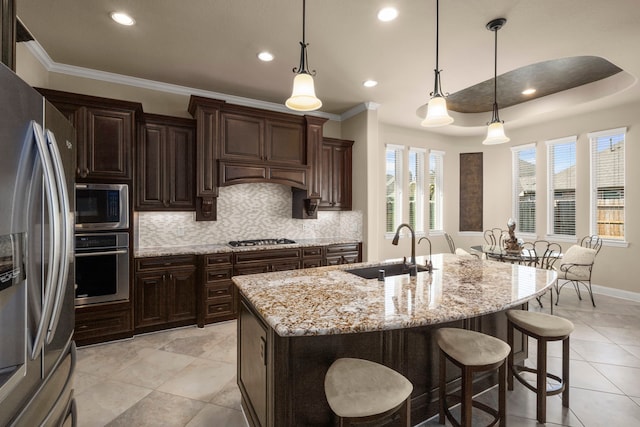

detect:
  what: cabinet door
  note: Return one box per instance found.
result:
[137,122,165,208]
[265,119,305,165]
[167,125,195,209]
[167,266,197,322]
[319,138,353,211]
[220,112,263,161]
[135,271,168,328]
[82,107,134,180]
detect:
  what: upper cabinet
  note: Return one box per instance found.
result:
[136,114,196,211]
[37,88,142,182]
[220,108,305,166]
[319,137,354,211]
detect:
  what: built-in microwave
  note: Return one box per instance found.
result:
[75,183,129,230]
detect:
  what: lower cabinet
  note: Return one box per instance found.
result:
[233,248,302,276]
[199,253,236,327]
[74,302,133,346]
[135,255,197,333]
[324,242,362,265]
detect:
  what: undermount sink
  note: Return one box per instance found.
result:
[345,263,432,279]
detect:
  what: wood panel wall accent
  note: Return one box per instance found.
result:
[459,152,483,232]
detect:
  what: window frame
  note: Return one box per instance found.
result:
[588,127,628,246]
[511,143,537,239]
[408,147,427,235]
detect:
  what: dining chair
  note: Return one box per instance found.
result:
[484,228,508,247]
[529,240,562,313]
[444,232,456,254]
[555,237,601,307]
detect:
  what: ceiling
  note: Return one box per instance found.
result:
[16,0,640,137]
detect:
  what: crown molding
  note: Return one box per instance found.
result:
[340,101,380,121]
[23,40,341,121]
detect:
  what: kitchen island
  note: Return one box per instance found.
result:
[233,253,557,427]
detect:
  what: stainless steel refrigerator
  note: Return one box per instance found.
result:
[0,62,77,426]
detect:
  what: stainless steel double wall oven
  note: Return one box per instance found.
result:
[74,183,130,306]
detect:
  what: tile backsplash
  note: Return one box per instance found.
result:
[135,183,363,248]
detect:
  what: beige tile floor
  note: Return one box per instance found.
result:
[74,293,640,426]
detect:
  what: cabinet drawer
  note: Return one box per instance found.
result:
[234,248,301,263]
[271,260,301,272]
[302,246,323,258]
[206,301,235,317]
[203,253,233,267]
[234,264,270,276]
[136,255,196,271]
[206,282,234,301]
[75,308,132,341]
[325,243,360,255]
[302,259,323,269]
[205,267,233,283]
[325,253,360,266]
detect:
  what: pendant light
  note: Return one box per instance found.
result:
[285,0,322,112]
[483,18,510,145]
[421,0,453,127]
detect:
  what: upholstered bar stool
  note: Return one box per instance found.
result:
[324,357,413,427]
[435,328,511,427]
[506,310,574,424]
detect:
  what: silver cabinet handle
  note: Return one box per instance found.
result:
[31,121,61,360]
[75,249,128,257]
[45,129,72,344]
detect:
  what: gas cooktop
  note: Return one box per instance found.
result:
[228,238,296,247]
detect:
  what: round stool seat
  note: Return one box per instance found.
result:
[507,310,574,337]
[435,328,511,366]
[324,357,413,418]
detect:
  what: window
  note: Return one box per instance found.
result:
[511,144,536,234]
[588,127,626,241]
[408,148,426,233]
[385,145,404,234]
[429,150,444,232]
[546,136,577,237]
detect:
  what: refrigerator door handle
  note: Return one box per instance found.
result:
[44,129,72,344]
[30,121,62,360]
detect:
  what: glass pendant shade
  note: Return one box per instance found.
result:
[286,73,322,111]
[421,95,454,127]
[483,121,510,145]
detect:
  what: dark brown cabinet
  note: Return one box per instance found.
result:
[320,137,353,210]
[302,246,324,269]
[36,88,142,182]
[200,253,236,327]
[137,114,196,210]
[325,242,362,265]
[135,255,197,333]
[233,248,302,276]
[74,302,133,346]
[220,109,305,166]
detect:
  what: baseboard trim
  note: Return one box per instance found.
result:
[592,283,640,302]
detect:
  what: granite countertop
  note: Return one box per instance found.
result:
[134,237,360,258]
[233,253,557,337]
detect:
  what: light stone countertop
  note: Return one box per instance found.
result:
[233,253,557,337]
[134,237,360,258]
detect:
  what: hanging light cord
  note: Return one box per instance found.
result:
[431,0,444,98]
[490,24,501,123]
[293,0,315,75]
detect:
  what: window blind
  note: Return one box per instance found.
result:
[385,145,404,234]
[511,144,536,234]
[588,128,626,240]
[546,136,576,236]
[429,150,444,232]
[409,148,426,233]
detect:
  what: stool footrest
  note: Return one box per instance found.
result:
[512,365,566,396]
[442,392,501,427]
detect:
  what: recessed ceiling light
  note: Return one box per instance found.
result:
[110,12,135,26]
[377,7,398,22]
[522,88,536,95]
[257,51,274,62]
[363,80,378,88]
